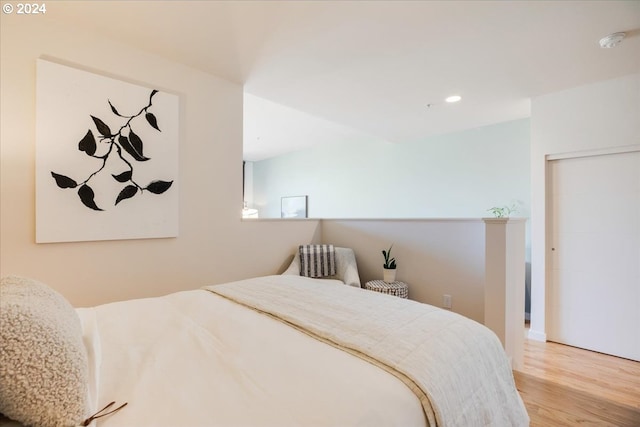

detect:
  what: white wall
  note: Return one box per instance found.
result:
[529,73,640,341]
[252,118,530,221]
[0,10,322,307]
[0,7,527,325]
[322,219,486,322]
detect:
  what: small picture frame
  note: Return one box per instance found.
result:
[281,195,308,218]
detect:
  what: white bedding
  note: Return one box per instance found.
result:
[77,277,426,427]
[71,274,528,427]
[207,276,529,427]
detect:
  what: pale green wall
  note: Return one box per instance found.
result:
[252,118,530,221]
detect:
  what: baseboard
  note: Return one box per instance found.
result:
[527,328,546,342]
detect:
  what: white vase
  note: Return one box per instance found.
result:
[383,268,397,283]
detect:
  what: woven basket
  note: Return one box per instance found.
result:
[365,280,408,299]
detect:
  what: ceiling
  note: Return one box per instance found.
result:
[52,1,640,161]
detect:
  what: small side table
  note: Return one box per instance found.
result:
[364,280,409,299]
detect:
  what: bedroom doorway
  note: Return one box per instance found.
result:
[547,149,640,361]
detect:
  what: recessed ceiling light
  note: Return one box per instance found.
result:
[599,32,626,48]
[445,95,462,103]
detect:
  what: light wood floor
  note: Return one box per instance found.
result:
[514,329,640,426]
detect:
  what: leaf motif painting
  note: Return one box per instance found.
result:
[36,59,179,243]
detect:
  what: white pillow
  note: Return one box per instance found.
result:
[0,276,89,427]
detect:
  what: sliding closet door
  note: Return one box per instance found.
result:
[547,150,639,361]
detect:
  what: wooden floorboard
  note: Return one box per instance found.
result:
[515,329,640,426]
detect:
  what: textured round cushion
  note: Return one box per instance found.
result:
[0,276,89,427]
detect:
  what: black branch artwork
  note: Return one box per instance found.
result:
[51,90,173,211]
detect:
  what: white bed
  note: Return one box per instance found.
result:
[0,275,529,427]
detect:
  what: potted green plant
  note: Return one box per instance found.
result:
[382,244,397,283]
[488,202,518,218]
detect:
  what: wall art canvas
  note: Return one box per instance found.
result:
[281,195,308,218]
[36,59,179,243]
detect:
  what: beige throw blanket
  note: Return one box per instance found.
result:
[205,275,529,427]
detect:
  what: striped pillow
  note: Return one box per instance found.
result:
[299,244,337,278]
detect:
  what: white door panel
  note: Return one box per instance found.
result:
[548,151,640,361]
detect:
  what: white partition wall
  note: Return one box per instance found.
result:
[484,218,526,370]
[321,218,526,366]
[322,219,485,320]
